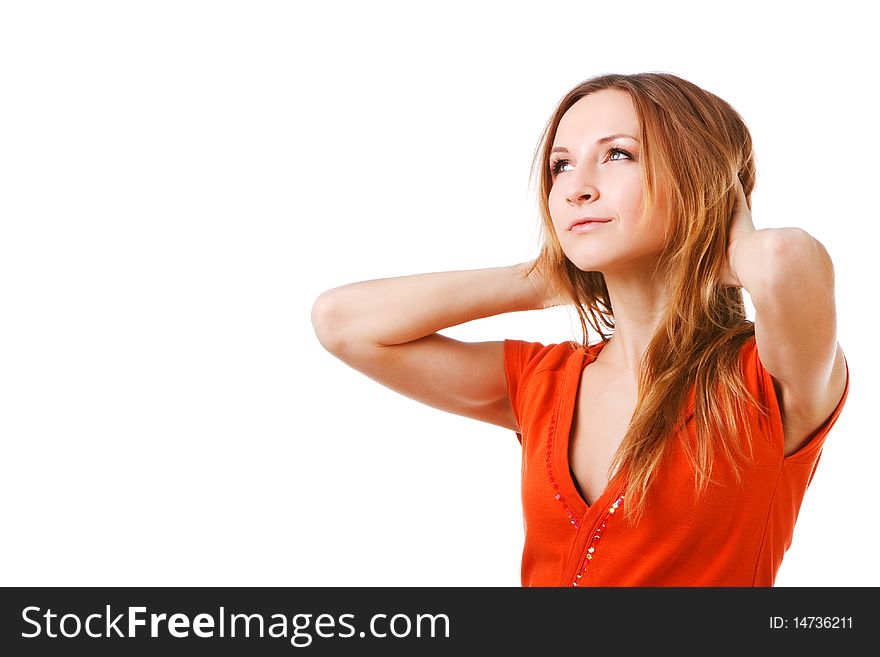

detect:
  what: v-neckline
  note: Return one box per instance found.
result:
[555,339,698,518]
[555,339,621,517]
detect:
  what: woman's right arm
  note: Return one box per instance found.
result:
[310,262,556,433]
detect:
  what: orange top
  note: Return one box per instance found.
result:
[503,335,850,587]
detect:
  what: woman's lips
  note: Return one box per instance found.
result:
[569,219,611,233]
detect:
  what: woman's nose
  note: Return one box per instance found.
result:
[565,182,598,204]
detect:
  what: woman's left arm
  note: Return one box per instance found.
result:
[723,177,847,456]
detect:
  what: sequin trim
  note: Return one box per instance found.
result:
[571,494,625,586]
[546,411,582,529]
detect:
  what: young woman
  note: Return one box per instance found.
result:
[311,72,850,587]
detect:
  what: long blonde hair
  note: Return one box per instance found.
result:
[526,72,771,527]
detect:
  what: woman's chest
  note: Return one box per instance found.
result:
[568,369,639,507]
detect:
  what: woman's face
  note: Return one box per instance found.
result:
[548,88,667,274]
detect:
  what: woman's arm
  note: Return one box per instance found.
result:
[312,262,546,350]
[310,262,552,433]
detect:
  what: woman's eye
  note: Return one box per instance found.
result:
[550,159,572,175]
[549,147,633,176]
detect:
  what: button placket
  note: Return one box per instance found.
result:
[571,494,625,586]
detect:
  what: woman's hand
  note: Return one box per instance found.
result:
[720,174,757,288]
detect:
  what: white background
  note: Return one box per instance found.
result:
[1,0,876,587]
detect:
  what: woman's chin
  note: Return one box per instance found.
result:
[565,256,611,274]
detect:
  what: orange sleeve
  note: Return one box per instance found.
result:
[746,335,851,484]
[503,339,554,446]
[742,335,787,455]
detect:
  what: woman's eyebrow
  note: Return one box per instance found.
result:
[551,133,640,154]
